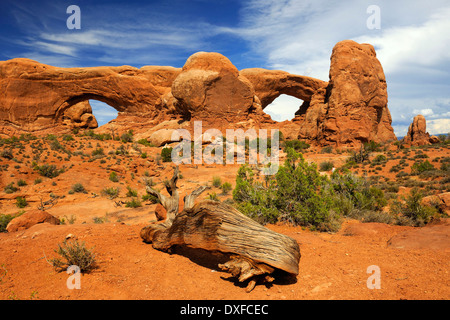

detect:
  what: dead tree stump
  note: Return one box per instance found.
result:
[140,166,301,292]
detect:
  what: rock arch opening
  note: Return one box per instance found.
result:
[263,94,305,122]
[89,100,119,127]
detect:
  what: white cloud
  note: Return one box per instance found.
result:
[413,108,434,117]
[427,119,450,135]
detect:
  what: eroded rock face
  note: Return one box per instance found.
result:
[171,52,260,125]
[0,40,397,147]
[401,114,437,146]
[297,40,396,146]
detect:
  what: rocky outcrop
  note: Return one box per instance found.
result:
[0,58,180,134]
[0,40,397,147]
[6,209,60,232]
[296,40,396,146]
[402,114,439,146]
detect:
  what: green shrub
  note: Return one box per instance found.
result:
[109,171,119,182]
[120,131,133,143]
[17,179,27,187]
[221,182,232,194]
[126,186,138,197]
[71,183,87,194]
[212,176,222,188]
[125,198,142,208]
[161,147,173,162]
[4,182,18,194]
[284,140,310,152]
[390,188,438,226]
[91,148,104,156]
[101,187,120,199]
[15,197,28,208]
[319,161,334,172]
[411,160,434,174]
[233,148,338,231]
[34,163,64,178]
[0,211,24,232]
[48,239,97,272]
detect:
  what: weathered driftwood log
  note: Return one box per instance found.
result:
[140,166,301,292]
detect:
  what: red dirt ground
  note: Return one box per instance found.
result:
[1,217,448,300]
[0,137,449,300]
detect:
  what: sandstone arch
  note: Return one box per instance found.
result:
[0,40,397,146]
[239,68,327,110]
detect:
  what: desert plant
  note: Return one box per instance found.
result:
[284,139,310,152]
[4,182,18,194]
[34,163,64,178]
[101,187,120,199]
[212,176,222,188]
[161,147,173,162]
[70,183,87,194]
[411,160,435,175]
[233,148,339,231]
[109,171,119,182]
[126,186,138,197]
[17,179,27,187]
[15,197,28,208]
[125,198,142,208]
[0,211,24,232]
[221,182,232,194]
[319,161,334,172]
[48,239,96,272]
[390,188,438,226]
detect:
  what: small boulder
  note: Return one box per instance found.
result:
[6,209,60,232]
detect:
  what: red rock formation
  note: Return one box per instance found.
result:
[0,58,179,135]
[0,40,397,147]
[297,40,396,146]
[401,114,439,146]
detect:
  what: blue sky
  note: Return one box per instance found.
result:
[1,0,449,136]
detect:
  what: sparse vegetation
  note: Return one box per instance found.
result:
[48,239,97,272]
[161,147,173,162]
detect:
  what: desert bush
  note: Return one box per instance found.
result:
[411,160,434,175]
[15,197,28,208]
[4,182,18,194]
[347,146,370,164]
[320,146,333,154]
[126,186,138,197]
[91,148,104,156]
[34,163,64,178]
[233,148,339,231]
[364,140,381,152]
[221,182,232,194]
[101,187,120,199]
[319,161,334,172]
[17,179,27,187]
[48,239,96,272]
[0,211,24,232]
[137,138,154,147]
[109,171,119,182]
[120,131,134,143]
[125,198,142,208]
[390,188,438,226]
[70,183,87,194]
[284,139,310,152]
[1,149,13,159]
[161,147,173,162]
[212,176,222,188]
